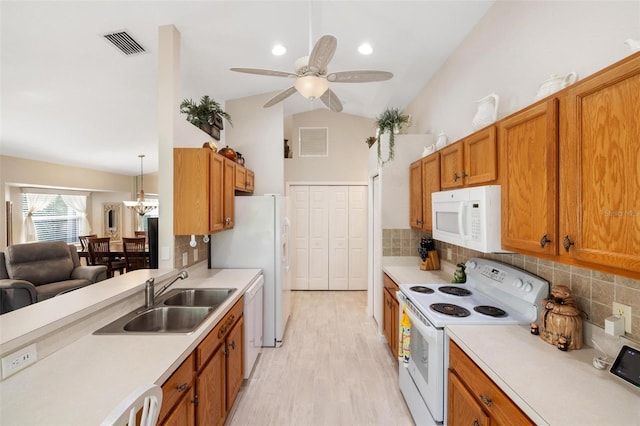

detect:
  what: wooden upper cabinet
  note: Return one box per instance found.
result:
[441,126,497,189]
[174,149,212,235]
[499,99,559,256]
[210,154,225,233]
[245,170,255,192]
[409,159,424,229]
[421,152,441,232]
[234,165,247,191]
[440,142,464,189]
[223,158,235,229]
[561,53,640,276]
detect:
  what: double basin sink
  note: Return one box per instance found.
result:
[94,288,237,334]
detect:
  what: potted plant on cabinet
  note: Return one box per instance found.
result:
[375,107,410,163]
[179,95,233,138]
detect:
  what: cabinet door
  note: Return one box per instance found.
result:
[158,354,194,424]
[421,153,441,232]
[440,142,464,189]
[245,170,255,192]
[223,158,235,229]
[210,154,225,233]
[348,186,367,290]
[225,316,244,413]
[329,186,349,290]
[409,159,423,229]
[290,186,309,290]
[448,371,490,426]
[464,126,497,186]
[391,293,399,360]
[562,55,640,275]
[196,346,225,426]
[500,99,559,255]
[174,149,211,235]
[234,165,247,191]
[161,387,195,426]
[382,288,395,357]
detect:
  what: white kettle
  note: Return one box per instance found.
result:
[472,93,499,130]
[535,72,578,100]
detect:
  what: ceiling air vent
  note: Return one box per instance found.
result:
[102,31,146,56]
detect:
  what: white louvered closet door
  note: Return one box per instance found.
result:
[309,186,329,290]
[348,186,367,290]
[291,186,309,290]
[328,186,349,290]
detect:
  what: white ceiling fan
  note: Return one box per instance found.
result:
[230,34,393,112]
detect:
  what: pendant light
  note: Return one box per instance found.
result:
[123,154,158,216]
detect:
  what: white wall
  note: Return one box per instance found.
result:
[405,1,640,143]
[285,109,374,183]
[225,93,284,195]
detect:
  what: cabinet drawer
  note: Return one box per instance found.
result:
[383,273,399,293]
[196,297,244,370]
[449,341,533,426]
[159,353,195,423]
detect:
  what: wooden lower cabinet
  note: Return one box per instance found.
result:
[448,341,533,426]
[159,298,244,426]
[196,346,225,426]
[382,273,399,360]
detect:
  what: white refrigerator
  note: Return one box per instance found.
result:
[210,195,291,347]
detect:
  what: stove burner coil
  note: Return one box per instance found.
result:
[430,303,471,317]
[409,286,434,294]
[474,305,508,317]
[438,286,472,297]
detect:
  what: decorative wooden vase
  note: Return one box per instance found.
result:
[539,285,583,350]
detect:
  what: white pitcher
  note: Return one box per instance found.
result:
[472,93,499,130]
[535,72,578,100]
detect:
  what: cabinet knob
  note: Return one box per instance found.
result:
[479,394,492,407]
[453,173,460,182]
[461,171,469,179]
[473,420,480,426]
[230,340,236,350]
[539,234,552,248]
[176,383,188,393]
[563,235,575,252]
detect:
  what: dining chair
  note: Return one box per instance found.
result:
[123,237,148,272]
[100,383,162,426]
[78,234,97,265]
[87,237,126,278]
[134,231,148,241]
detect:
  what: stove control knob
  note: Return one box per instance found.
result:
[523,282,533,292]
[513,278,523,288]
[466,260,477,270]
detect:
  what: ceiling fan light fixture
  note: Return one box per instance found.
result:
[295,75,329,99]
[272,44,287,56]
[358,43,373,55]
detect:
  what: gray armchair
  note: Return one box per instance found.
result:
[0,241,107,314]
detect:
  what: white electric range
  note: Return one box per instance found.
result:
[395,258,549,425]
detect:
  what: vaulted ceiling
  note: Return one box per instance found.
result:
[1,1,493,175]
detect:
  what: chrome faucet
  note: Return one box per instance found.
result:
[144,270,189,309]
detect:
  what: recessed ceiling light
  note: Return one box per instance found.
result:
[272,44,286,56]
[358,43,373,55]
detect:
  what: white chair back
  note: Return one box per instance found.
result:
[101,384,162,426]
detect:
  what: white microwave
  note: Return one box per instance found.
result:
[431,185,504,253]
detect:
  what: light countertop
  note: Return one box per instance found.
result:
[447,325,640,426]
[382,256,455,285]
[0,263,261,426]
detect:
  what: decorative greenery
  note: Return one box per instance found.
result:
[179,95,232,134]
[365,136,377,148]
[375,107,410,163]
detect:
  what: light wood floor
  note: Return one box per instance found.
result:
[227,291,414,426]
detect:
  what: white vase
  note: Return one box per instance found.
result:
[472,93,499,130]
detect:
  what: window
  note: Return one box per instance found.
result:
[22,194,80,243]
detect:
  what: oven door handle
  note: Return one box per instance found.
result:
[404,305,439,339]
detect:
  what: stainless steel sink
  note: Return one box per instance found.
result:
[94,306,214,334]
[159,288,237,307]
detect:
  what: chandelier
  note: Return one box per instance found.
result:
[123,154,158,216]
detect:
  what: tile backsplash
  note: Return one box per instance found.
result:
[174,235,208,269]
[383,228,640,343]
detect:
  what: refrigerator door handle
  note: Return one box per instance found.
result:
[282,217,291,273]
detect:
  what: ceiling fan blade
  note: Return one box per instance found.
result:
[231,67,297,78]
[320,88,343,112]
[264,87,298,108]
[327,70,394,83]
[308,35,337,72]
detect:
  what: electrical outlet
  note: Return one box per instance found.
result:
[446,248,453,261]
[193,249,198,262]
[182,252,188,267]
[613,302,632,334]
[2,343,37,379]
